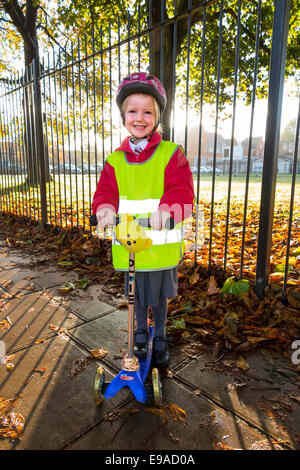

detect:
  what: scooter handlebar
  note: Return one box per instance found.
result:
[89,214,175,230]
[90,214,98,226]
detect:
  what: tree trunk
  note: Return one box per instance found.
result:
[3,0,50,187]
[23,26,50,186]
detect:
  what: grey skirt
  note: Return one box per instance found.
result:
[124,267,178,308]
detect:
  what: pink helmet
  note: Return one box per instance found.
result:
[116,72,167,114]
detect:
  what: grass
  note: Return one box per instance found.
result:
[1,173,299,222]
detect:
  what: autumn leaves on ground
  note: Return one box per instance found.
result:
[0,188,299,366]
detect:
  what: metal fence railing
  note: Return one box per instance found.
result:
[0,0,299,297]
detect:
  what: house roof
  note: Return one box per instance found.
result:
[242,136,263,145]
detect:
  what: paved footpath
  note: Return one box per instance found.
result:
[0,240,299,452]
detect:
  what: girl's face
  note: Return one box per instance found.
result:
[124,94,156,139]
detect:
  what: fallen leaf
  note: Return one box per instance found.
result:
[58,279,90,294]
[0,319,11,331]
[3,354,15,364]
[32,367,47,374]
[169,432,180,443]
[85,256,100,265]
[0,412,25,439]
[214,441,237,450]
[0,394,23,414]
[145,402,187,424]
[189,271,199,285]
[49,324,59,332]
[247,336,268,344]
[57,327,69,341]
[69,356,90,378]
[58,286,73,294]
[171,318,186,331]
[236,356,249,372]
[221,277,250,296]
[76,279,90,290]
[207,276,220,295]
[287,291,300,309]
[185,316,210,326]
[58,261,73,267]
[224,311,239,334]
[89,348,108,359]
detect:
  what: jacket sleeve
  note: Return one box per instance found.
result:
[92,161,119,214]
[158,146,195,224]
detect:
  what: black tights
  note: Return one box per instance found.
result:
[134,297,168,337]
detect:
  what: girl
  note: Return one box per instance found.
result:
[92,72,194,367]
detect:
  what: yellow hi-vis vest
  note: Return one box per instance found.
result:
[107,140,185,271]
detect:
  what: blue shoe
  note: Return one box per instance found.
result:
[134,328,148,358]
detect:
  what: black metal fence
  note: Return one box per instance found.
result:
[0,0,299,296]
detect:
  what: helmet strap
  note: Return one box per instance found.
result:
[146,124,158,142]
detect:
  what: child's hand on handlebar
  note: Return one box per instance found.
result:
[149,210,171,230]
[96,208,115,229]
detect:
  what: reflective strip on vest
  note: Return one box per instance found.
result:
[112,226,183,246]
[118,198,160,215]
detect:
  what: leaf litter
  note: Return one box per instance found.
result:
[69,348,108,378]
[104,402,187,444]
[0,394,25,441]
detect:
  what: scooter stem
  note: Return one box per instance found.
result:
[127,252,135,359]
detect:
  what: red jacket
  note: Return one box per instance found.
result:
[92,132,195,224]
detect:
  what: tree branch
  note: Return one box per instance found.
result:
[222,7,270,56]
[1,0,27,39]
[37,22,66,51]
[0,16,14,25]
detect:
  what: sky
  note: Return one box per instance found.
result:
[175,78,299,144]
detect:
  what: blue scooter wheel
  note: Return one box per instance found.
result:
[94,366,105,405]
[152,368,163,407]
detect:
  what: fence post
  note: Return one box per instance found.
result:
[254,0,291,298]
[32,58,48,226]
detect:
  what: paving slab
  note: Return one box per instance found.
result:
[46,284,116,320]
[0,337,129,450]
[0,266,72,297]
[67,309,129,371]
[0,291,82,352]
[70,373,277,451]
[175,351,300,448]
[68,311,189,372]
[0,246,47,270]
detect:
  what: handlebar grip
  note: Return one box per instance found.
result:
[89,214,175,229]
[133,217,175,229]
[165,217,175,230]
[89,214,121,226]
[90,214,98,226]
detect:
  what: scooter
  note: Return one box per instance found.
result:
[90,214,173,407]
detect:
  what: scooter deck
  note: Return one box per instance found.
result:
[103,326,154,403]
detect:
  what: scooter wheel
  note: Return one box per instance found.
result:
[152,367,163,408]
[94,366,105,405]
